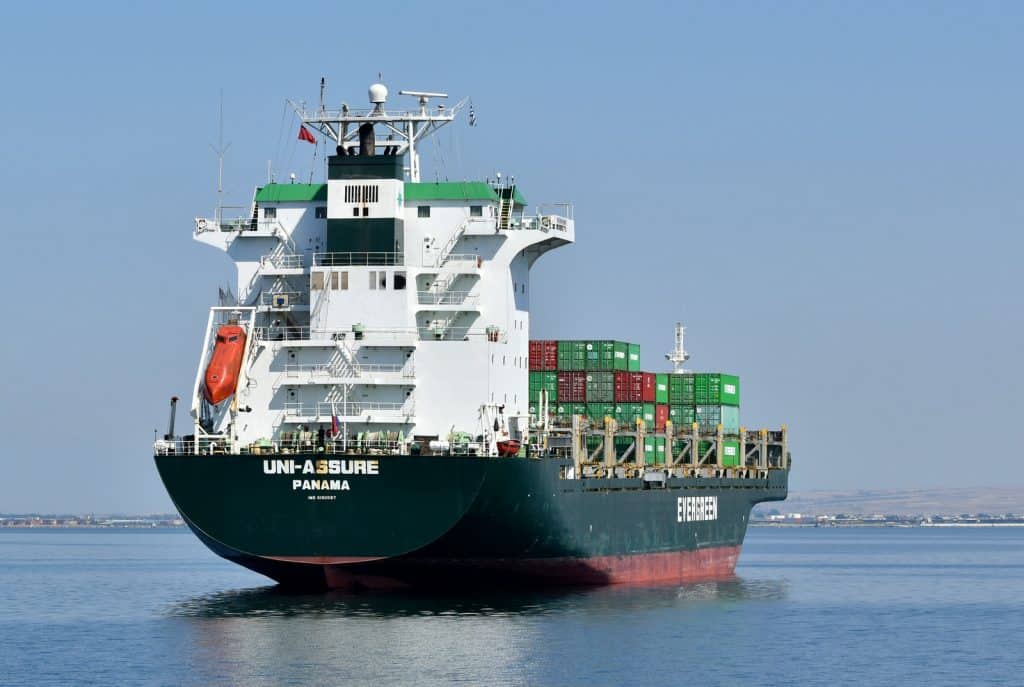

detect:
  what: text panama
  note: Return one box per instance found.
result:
[263,459,379,491]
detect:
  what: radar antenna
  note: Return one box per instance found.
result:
[665,322,691,373]
[210,90,231,226]
[288,81,467,182]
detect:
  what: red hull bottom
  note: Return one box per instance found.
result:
[306,546,743,590]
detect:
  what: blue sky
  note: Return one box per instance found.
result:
[1,1,1021,512]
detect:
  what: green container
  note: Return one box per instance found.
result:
[615,403,643,426]
[695,405,740,433]
[694,373,741,406]
[655,373,669,404]
[612,341,629,370]
[640,436,666,465]
[584,341,623,371]
[641,403,656,428]
[627,343,641,371]
[668,404,695,426]
[669,374,695,405]
[585,371,614,402]
[555,402,587,420]
[557,340,587,371]
[589,434,641,458]
[528,371,558,403]
[698,440,714,462]
[671,438,689,460]
[587,402,616,425]
[721,439,741,467]
[693,439,741,466]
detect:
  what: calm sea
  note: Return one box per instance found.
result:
[1,527,1022,686]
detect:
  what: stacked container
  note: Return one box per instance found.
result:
[694,373,740,405]
[587,402,616,424]
[557,371,587,403]
[585,371,615,402]
[614,372,644,402]
[655,404,669,431]
[528,340,558,371]
[557,341,588,371]
[627,343,641,371]
[641,373,656,402]
[695,404,740,433]
[531,342,746,462]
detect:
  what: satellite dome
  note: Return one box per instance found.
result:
[368,83,388,105]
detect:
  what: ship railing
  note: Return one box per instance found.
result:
[515,213,571,233]
[358,362,415,377]
[253,325,420,345]
[416,290,479,306]
[340,327,420,345]
[536,202,574,220]
[283,362,413,378]
[313,252,404,267]
[259,291,308,306]
[154,436,233,456]
[261,253,304,270]
[432,253,480,269]
[254,325,311,341]
[266,436,406,454]
[283,401,415,418]
[195,217,282,235]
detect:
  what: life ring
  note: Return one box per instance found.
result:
[540,216,552,230]
[197,219,207,230]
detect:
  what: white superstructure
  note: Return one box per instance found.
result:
[189,83,574,455]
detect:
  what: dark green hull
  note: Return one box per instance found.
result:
[154,454,788,589]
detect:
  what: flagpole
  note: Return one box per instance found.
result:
[309,137,318,184]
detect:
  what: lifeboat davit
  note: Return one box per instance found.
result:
[203,325,246,405]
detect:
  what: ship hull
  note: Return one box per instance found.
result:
[155,453,787,590]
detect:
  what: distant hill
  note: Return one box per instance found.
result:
[755,487,1024,517]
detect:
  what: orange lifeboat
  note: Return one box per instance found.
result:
[203,325,246,405]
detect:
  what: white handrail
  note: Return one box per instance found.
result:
[282,401,415,418]
[261,254,304,269]
[283,362,413,379]
[417,290,479,306]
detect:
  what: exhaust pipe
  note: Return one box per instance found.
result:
[166,396,179,440]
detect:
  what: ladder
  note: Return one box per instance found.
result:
[497,188,514,230]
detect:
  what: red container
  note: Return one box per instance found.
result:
[614,371,643,402]
[541,341,558,370]
[655,404,669,431]
[641,372,656,402]
[529,341,543,371]
[557,371,587,402]
[529,340,558,371]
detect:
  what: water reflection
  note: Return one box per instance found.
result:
[168,577,788,619]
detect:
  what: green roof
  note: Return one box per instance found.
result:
[254,183,327,203]
[253,180,527,205]
[404,182,499,202]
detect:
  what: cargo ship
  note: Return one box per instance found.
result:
[153,81,790,590]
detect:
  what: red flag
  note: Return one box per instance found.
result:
[298,125,316,144]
